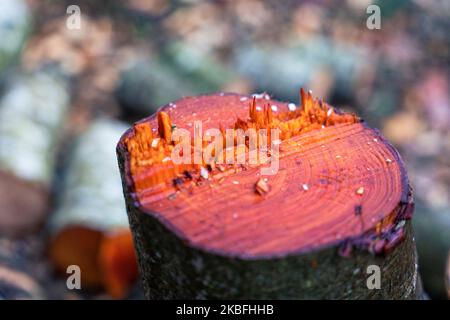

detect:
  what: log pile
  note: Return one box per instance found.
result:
[49,119,138,298]
[0,70,69,235]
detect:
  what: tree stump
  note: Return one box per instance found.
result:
[117,90,421,299]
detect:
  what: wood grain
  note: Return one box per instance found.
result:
[119,93,411,258]
[117,92,419,299]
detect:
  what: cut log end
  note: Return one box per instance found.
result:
[0,170,49,236]
[49,226,138,299]
[117,90,418,299]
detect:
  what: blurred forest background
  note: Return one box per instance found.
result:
[0,0,448,299]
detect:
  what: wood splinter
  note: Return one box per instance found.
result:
[255,178,270,195]
[117,89,421,299]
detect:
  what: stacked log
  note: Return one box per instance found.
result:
[49,119,138,298]
[0,70,69,235]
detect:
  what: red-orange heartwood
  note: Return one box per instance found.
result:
[117,89,421,299]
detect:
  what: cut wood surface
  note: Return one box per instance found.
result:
[0,171,48,235]
[117,90,420,299]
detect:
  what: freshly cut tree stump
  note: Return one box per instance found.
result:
[117,90,420,299]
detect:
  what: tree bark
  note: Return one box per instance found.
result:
[123,193,421,299]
